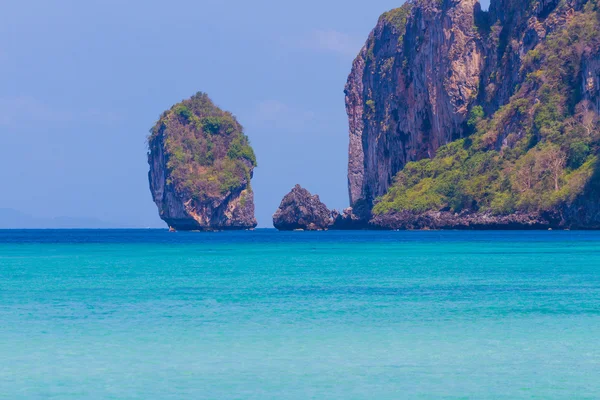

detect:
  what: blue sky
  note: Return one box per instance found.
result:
[0,0,490,228]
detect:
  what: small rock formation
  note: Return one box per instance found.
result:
[148,92,257,231]
[273,185,333,231]
[331,207,372,230]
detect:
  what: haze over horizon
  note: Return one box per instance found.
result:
[1,0,491,228]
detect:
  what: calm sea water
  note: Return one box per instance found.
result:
[1,229,599,399]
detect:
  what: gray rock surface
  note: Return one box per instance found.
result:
[273,185,333,231]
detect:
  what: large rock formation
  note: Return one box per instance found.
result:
[273,185,333,231]
[346,0,600,229]
[346,0,484,210]
[148,92,257,231]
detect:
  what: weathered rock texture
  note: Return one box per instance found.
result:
[371,210,560,230]
[346,0,594,206]
[346,0,484,209]
[346,0,600,229]
[331,207,372,230]
[148,93,257,231]
[273,185,333,231]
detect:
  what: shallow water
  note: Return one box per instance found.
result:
[1,230,599,399]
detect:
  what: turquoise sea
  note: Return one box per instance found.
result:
[1,230,599,399]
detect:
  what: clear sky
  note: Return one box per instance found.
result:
[1,0,490,228]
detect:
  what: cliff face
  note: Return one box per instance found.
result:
[148,93,257,231]
[346,0,484,209]
[347,0,600,229]
[346,0,594,207]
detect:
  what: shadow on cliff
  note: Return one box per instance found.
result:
[562,156,600,229]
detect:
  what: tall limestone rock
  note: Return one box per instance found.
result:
[345,0,484,211]
[346,0,600,229]
[148,93,258,231]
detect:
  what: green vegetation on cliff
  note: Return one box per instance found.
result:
[148,92,256,201]
[374,2,600,216]
[382,2,413,39]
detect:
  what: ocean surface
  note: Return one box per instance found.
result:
[1,229,599,399]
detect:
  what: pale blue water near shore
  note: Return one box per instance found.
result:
[1,230,600,399]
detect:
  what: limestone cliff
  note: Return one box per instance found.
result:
[148,93,257,231]
[346,0,484,210]
[347,0,600,229]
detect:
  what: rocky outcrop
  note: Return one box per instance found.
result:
[148,92,257,231]
[273,185,333,231]
[346,0,484,210]
[331,207,372,230]
[272,185,376,231]
[370,210,559,230]
[345,0,589,212]
[345,0,600,229]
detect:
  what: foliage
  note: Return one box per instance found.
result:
[467,106,485,131]
[365,100,376,115]
[374,5,600,216]
[148,92,257,202]
[382,2,413,42]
